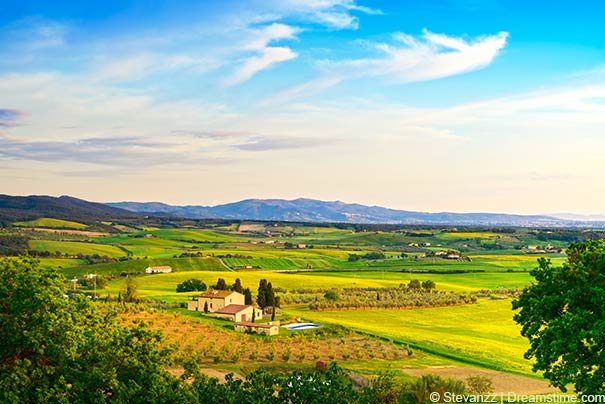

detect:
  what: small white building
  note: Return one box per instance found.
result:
[188,290,245,312]
[234,321,279,336]
[145,266,172,274]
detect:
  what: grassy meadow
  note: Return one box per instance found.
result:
[29,239,126,258]
[286,299,532,376]
[4,218,583,385]
[13,217,88,229]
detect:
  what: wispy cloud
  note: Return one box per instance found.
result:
[276,0,382,29]
[267,29,508,103]
[225,23,299,86]
[0,135,198,167]
[234,136,329,151]
[175,129,329,151]
[0,108,24,127]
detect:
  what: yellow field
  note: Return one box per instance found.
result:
[14,217,88,229]
[286,299,534,376]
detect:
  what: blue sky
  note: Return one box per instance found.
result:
[1,0,605,214]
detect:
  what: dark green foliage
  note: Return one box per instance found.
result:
[267,282,276,307]
[324,290,339,301]
[513,240,605,395]
[257,279,268,308]
[421,280,436,290]
[0,234,30,256]
[176,278,207,292]
[0,256,189,403]
[215,277,227,290]
[408,279,421,290]
[257,279,275,309]
[244,287,253,305]
[190,363,361,404]
[348,251,386,262]
[233,278,244,293]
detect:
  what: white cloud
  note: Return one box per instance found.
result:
[383,30,509,82]
[226,47,298,86]
[275,0,381,29]
[225,23,300,86]
[267,30,508,103]
[245,23,299,50]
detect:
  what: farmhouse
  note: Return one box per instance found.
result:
[188,290,244,312]
[145,266,172,274]
[214,304,262,323]
[234,321,279,336]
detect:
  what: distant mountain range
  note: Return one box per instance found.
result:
[0,194,141,223]
[2,194,604,228]
[107,198,597,227]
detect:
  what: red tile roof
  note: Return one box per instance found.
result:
[197,290,239,299]
[214,304,251,315]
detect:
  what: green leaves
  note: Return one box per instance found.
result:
[0,256,188,402]
[513,240,605,395]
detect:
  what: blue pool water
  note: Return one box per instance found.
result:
[283,323,322,330]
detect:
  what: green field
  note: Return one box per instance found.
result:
[286,299,532,376]
[62,256,226,278]
[37,258,87,270]
[296,270,533,292]
[103,270,407,302]
[29,240,126,258]
[145,229,251,243]
[102,269,532,302]
[14,217,88,229]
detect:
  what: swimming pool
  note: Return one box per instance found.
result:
[282,323,322,330]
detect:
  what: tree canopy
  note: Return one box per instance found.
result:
[0,256,186,402]
[176,278,207,293]
[215,277,227,290]
[513,240,605,395]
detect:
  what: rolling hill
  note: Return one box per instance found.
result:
[0,194,142,224]
[108,198,575,227]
